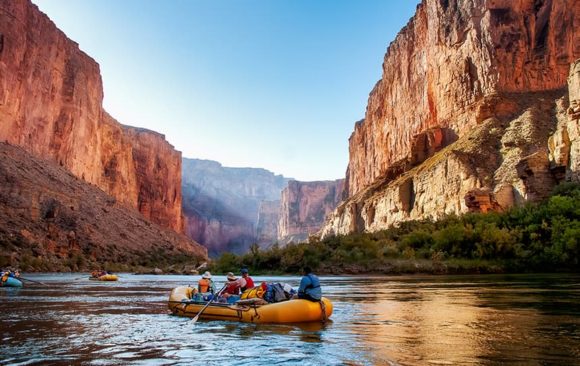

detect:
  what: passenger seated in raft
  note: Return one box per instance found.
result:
[1,269,19,283]
[91,270,110,278]
[240,267,254,292]
[194,271,215,301]
[221,272,244,304]
[295,266,321,302]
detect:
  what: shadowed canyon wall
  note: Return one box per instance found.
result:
[0,0,184,233]
[182,158,289,256]
[322,0,579,238]
[0,142,206,270]
[277,180,345,244]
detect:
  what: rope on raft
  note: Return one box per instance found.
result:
[319,300,327,323]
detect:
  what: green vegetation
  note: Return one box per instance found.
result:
[211,183,580,275]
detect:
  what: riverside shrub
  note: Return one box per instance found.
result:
[211,183,580,274]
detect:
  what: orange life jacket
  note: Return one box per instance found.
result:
[198,278,211,293]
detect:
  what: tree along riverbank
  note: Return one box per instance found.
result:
[210,183,580,275]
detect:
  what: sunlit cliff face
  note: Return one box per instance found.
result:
[322,0,580,239]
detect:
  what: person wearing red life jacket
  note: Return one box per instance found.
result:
[223,272,242,296]
[240,267,254,292]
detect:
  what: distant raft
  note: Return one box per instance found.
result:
[168,286,333,323]
[89,274,119,281]
[1,277,23,287]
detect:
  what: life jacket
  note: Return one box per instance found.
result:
[242,276,255,291]
[225,281,240,295]
[198,278,211,293]
[240,285,265,300]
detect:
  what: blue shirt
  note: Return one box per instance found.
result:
[298,273,321,301]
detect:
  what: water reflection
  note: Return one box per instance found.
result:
[0,274,579,365]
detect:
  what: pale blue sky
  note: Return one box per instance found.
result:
[34,0,420,181]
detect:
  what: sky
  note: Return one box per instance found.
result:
[34,0,420,181]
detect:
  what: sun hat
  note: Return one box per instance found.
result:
[227,272,237,281]
[202,271,212,279]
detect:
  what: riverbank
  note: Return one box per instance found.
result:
[211,183,580,276]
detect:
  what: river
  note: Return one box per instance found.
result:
[1,273,579,365]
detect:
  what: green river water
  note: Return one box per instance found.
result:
[1,273,579,365]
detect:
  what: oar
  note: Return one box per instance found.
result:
[18,277,46,285]
[191,285,227,324]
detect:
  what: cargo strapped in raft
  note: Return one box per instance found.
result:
[168,286,332,323]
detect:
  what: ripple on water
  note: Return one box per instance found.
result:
[1,273,580,365]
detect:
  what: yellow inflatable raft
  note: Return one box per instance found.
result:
[168,286,332,323]
[89,274,119,281]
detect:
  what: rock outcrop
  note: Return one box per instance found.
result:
[0,142,206,271]
[182,158,289,256]
[278,180,344,244]
[322,0,580,238]
[346,0,579,198]
[0,0,184,232]
[552,59,580,181]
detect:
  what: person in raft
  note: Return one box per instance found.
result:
[1,269,20,283]
[240,267,254,292]
[221,272,244,303]
[197,271,215,296]
[296,266,321,302]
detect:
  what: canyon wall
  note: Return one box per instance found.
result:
[256,200,281,248]
[322,0,579,238]
[278,180,344,244]
[0,142,206,271]
[0,0,184,232]
[347,0,579,197]
[182,158,289,256]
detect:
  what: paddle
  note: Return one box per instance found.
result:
[191,285,227,324]
[18,277,46,285]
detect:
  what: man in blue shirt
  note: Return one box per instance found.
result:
[297,266,321,302]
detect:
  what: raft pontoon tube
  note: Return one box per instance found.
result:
[1,277,23,287]
[89,274,119,281]
[168,286,332,323]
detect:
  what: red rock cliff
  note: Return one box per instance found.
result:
[347,0,579,197]
[322,0,579,238]
[0,142,206,271]
[0,0,184,232]
[278,180,344,244]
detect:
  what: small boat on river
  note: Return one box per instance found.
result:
[168,286,333,323]
[89,274,119,281]
[1,277,23,287]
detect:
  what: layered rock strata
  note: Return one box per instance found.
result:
[0,142,206,270]
[182,158,289,255]
[322,0,579,238]
[0,0,184,232]
[551,60,580,181]
[278,180,344,244]
[346,0,579,197]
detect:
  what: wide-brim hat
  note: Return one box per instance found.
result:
[202,271,212,279]
[227,272,237,281]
